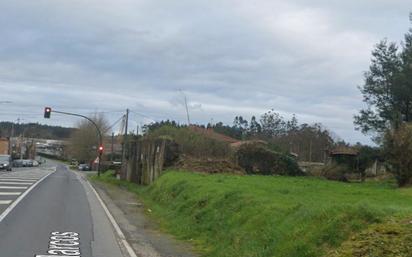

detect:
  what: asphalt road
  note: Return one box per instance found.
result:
[0,161,125,257]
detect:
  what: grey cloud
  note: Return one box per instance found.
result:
[0,0,408,144]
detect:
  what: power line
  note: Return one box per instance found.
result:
[105,115,126,133]
[128,110,154,120]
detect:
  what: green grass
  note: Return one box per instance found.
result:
[92,171,412,257]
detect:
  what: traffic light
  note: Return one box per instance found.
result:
[44,107,51,118]
[98,145,104,154]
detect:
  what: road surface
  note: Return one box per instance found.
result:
[0,161,126,257]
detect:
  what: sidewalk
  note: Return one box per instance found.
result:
[91,179,199,257]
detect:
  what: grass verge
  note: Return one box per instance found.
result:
[91,170,412,257]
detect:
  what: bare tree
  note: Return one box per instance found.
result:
[68,113,109,162]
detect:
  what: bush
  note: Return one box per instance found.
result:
[383,124,412,187]
[147,126,232,159]
[235,143,303,176]
[321,164,350,182]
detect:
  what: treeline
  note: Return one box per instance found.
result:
[143,110,337,162]
[216,110,335,162]
[0,122,75,139]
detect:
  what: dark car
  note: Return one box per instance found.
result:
[78,164,91,171]
[13,159,24,167]
[0,155,12,171]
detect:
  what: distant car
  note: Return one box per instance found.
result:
[0,155,12,171]
[22,159,33,167]
[78,164,91,171]
[35,157,44,165]
[32,160,39,167]
[13,159,24,167]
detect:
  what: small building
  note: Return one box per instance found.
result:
[327,146,359,167]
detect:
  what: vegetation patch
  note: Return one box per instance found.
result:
[330,219,412,257]
[147,125,232,159]
[173,156,244,174]
[92,171,412,257]
[236,143,303,176]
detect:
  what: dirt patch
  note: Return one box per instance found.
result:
[173,156,245,174]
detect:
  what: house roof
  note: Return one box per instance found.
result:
[329,146,358,156]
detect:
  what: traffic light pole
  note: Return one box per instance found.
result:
[47,109,103,176]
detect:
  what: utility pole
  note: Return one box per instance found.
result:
[179,89,191,125]
[125,109,129,139]
[184,94,190,125]
[309,139,313,163]
[121,109,129,178]
[111,132,114,162]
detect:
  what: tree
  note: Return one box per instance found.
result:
[354,40,402,136]
[248,116,261,137]
[383,124,412,186]
[212,122,242,139]
[355,14,412,141]
[233,116,249,139]
[260,109,286,137]
[286,114,298,132]
[68,113,109,162]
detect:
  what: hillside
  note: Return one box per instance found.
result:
[0,122,75,139]
[95,171,412,257]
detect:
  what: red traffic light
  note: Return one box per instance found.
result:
[98,145,104,153]
[44,107,52,118]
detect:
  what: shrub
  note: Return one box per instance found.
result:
[235,143,303,176]
[321,164,350,182]
[147,125,232,159]
[383,124,412,187]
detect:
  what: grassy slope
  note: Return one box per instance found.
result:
[93,171,412,257]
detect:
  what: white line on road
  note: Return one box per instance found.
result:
[0,172,54,223]
[0,192,21,196]
[0,176,41,181]
[0,186,28,189]
[86,178,138,257]
[0,179,37,182]
[0,182,33,185]
[0,177,41,179]
[0,200,12,205]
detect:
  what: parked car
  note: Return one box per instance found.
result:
[70,159,79,166]
[13,159,24,167]
[0,155,12,171]
[78,164,91,171]
[32,160,39,167]
[22,159,33,167]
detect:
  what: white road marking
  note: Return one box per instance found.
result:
[0,178,37,182]
[0,192,21,196]
[0,200,12,205]
[35,231,81,256]
[0,182,33,185]
[0,186,28,189]
[0,174,44,180]
[0,171,54,223]
[86,178,138,257]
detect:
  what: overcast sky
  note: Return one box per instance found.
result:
[0,0,410,143]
